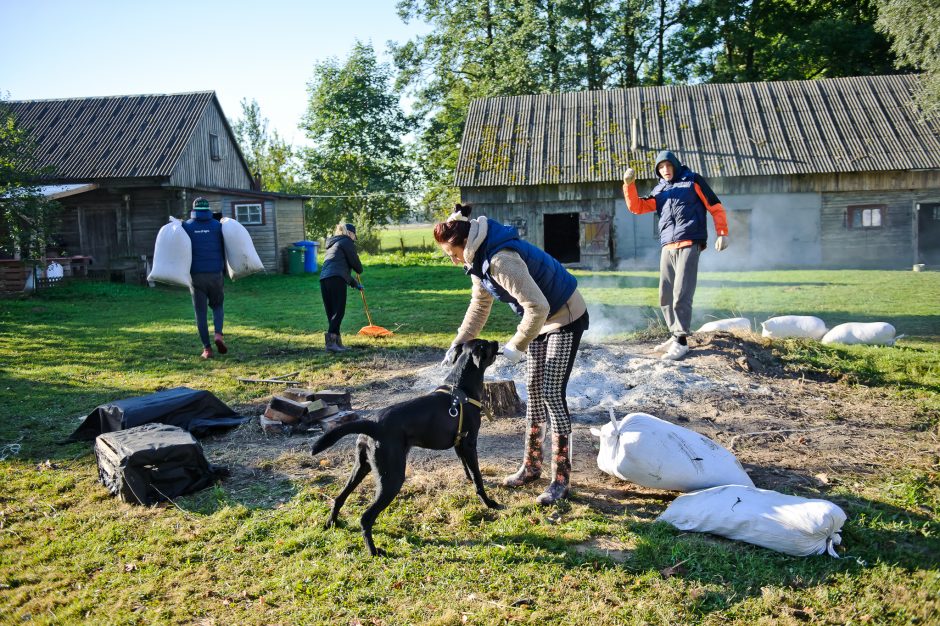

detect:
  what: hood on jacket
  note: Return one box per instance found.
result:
[462,216,490,265]
[654,150,683,180]
[325,234,351,249]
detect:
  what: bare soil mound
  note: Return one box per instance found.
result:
[204,334,934,508]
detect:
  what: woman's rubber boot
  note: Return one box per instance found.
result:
[536,433,570,505]
[333,333,350,351]
[502,423,545,487]
[324,333,343,353]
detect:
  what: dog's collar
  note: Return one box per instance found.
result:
[434,385,482,408]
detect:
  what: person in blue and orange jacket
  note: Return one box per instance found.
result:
[622,150,729,360]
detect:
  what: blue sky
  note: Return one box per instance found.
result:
[0,0,429,146]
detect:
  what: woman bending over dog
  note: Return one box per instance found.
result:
[434,204,589,505]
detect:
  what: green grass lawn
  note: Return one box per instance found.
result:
[377,225,435,253]
[1,258,938,624]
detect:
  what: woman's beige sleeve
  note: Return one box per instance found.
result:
[452,275,494,346]
[489,251,549,352]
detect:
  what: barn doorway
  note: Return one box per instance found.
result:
[917,203,940,266]
[544,212,580,264]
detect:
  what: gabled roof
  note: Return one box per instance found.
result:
[455,74,940,187]
[4,91,248,181]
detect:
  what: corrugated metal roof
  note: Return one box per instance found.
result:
[5,91,216,180]
[455,74,940,186]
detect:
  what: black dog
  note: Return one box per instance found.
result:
[310,339,501,556]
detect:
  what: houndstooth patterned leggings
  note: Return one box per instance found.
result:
[525,321,584,435]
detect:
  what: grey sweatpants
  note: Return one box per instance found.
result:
[659,245,701,337]
[191,272,224,348]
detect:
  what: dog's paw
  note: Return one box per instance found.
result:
[323,518,337,530]
[368,547,387,558]
[484,499,503,510]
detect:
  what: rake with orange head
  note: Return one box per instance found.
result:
[355,273,394,337]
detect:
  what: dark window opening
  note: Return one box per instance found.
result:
[209,133,221,161]
[544,212,580,264]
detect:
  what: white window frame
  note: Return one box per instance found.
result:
[233,202,263,225]
[847,204,885,229]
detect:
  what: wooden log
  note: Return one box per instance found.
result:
[305,403,339,424]
[484,380,525,418]
[264,397,312,424]
[313,389,352,411]
[259,414,290,435]
[320,410,360,433]
[280,388,319,402]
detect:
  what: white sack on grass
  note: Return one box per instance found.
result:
[697,317,752,333]
[590,411,753,492]
[657,484,846,557]
[221,217,264,280]
[147,217,192,288]
[761,315,828,340]
[821,322,897,346]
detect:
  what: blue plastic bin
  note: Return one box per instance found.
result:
[292,241,319,273]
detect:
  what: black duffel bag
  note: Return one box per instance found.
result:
[94,423,225,505]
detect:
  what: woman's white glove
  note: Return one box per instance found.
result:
[441,345,459,367]
[714,235,728,251]
[501,345,524,364]
[622,168,636,185]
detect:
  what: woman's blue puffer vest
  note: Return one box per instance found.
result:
[467,219,577,317]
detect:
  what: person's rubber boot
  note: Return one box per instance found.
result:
[324,333,343,354]
[536,433,571,505]
[332,333,350,352]
[502,423,546,487]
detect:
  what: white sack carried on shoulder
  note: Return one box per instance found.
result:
[590,411,753,492]
[761,315,828,340]
[698,317,752,333]
[147,217,192,288]
[657,484,846,557]
[821,322,897,346]
[221,217,265,280]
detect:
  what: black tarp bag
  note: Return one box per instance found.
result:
[69,387,249,442]
[94,423,223,505]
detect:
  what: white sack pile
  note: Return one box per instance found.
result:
[591,411,753,492]
[821,322,897,346]
[657,484,846,557]
[697,317,752,333]
[761,315,828,340]
[147,217,193,288]
[221,217,265,280]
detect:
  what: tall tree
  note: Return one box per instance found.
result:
[302,42,416,241]
[231,99,303,194]
[667,0,896,83]
[877,0,940,118]
[0,101,60,260]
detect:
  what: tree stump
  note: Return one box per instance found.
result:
[484,380,525,418]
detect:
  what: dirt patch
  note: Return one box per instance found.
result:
[202,334,935,505]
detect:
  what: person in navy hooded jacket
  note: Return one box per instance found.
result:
[622,150,729,360]
[182,197,227,359]
[434,204,589,505]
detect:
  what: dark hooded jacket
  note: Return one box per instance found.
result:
[645,150,722,246]
[183,209,225,274]
[319,235,363,287]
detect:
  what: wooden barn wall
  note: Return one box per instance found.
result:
[167,106,252,190]
[461,169,940,270]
